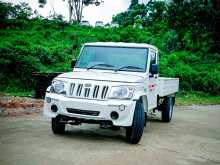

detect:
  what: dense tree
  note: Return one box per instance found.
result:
[113,0,220,52]
[113,0,164,27]
[0,2,31,20]
[113,3,146,26]
[166,0,220,53]
[130,0,139,8]
[0,2,14,19]
[145,1,166,24]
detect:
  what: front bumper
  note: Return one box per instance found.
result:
[43,92,136,126]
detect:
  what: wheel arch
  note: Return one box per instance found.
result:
[139,95,148,113]
[157,94,176,109]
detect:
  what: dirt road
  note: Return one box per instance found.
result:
[0,105,220,165]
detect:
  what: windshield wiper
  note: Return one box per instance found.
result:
[87,63,115,70]
[115,65,143,72]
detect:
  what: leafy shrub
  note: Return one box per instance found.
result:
[0,1,219,95]
[0,47,40,89]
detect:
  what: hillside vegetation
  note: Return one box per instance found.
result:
[0,1,219,96]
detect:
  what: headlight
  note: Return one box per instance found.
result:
[50,80,67,94]
[108,86,135,99]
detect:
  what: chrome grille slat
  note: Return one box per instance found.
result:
[101,86,108,99]
[93,85,99,98]
[69,83,75,95]
[105,86,109,98]
[84,88,90,98]
[69,83,109,100]
[76,84,83,96]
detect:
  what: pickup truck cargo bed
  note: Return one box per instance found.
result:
[158,77,179,97]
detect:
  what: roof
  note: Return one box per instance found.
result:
[84,42,158,51]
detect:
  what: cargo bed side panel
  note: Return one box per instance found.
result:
[158,77,179,97]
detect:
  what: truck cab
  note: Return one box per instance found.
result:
[44,42,179,144]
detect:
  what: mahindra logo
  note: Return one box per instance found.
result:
[84,83,92,88]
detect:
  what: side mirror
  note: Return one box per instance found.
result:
[71,59,76,68]
[151,64,158,75]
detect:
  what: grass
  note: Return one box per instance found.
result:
[176,91,220,105]
[0,87,32,97]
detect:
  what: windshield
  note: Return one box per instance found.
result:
[76,46,148,72]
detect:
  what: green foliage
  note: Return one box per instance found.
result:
[0,2,31,20]
[113,3,146,27]
[130,0,139,8]
[0,2,14,19]
[0,2,219,95]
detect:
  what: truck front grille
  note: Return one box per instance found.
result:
[69,83,109,100]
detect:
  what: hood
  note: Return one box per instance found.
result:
[57,70,145,83]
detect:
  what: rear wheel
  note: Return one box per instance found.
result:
[126,100,145,144]
[51,116,65,134]
[161,96,174,122]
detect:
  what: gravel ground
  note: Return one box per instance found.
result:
[0,96,43,116]
[0,105,220,165]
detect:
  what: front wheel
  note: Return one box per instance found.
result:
[126,100,145,144]
[161,96,174,122]
[51,116,65,134]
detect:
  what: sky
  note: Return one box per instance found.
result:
[3,0,149,25]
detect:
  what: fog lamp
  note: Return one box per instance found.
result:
[119,104,126,111]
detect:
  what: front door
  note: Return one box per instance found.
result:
[147,49,158,110]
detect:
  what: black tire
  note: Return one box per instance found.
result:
[126,100,145,144]
[51,116,65,134]
[161,96,174,122]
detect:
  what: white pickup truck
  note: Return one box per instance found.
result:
[44,42,179,144]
